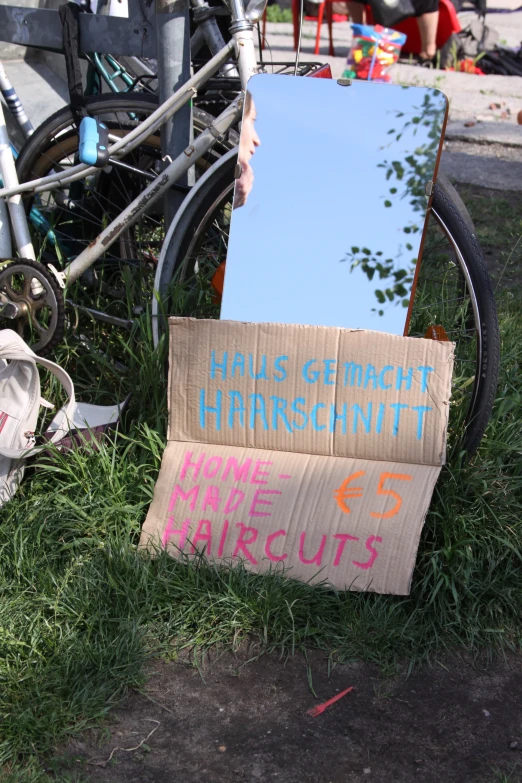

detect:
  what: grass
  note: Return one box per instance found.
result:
[457,187,522,289]
[265,3,294,23]
[1,191,522,779]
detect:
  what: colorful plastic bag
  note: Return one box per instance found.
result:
[343,24,407,83]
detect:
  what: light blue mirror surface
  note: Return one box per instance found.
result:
[220,74,447,335]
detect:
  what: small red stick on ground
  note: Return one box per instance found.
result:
[307,687,354,717]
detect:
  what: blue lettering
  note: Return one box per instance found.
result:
[249,354,269,380]
[274,355,288,382]
[396,367,413,391]
[231,352,245,378]
[343,362,363,387]
[311,403,326,431]
[417,366,434,393]
[363,364,378,390]
[378,365,394,390]
[200,388,222,430]
[351,402,373,434]
[249,393,269,430]
[376,402,385,434]
[390,402,408,436]
[228,390,245,428]
[291,398,308,430]
[270,396,292,433]
[329,403,347,434]
[323,359,337,386]
[302,360,320,384]
[412,405,432,439]
[210,350,227,380]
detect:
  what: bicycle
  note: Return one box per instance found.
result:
[0,0,499,456]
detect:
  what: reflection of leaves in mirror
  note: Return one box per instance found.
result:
[341,245,415,315]
[341,89,444,315]
[380,88,444,229]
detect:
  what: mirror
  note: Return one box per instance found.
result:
[220,74,447,335]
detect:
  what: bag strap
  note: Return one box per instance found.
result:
[58,2,88,128]
[0,330,76,458]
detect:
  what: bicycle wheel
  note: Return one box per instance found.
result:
[13,93,238,359]
[153,153,500,456]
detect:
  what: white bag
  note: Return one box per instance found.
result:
[0,329,75,508]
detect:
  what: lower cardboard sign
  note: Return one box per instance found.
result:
[140,441,441,595]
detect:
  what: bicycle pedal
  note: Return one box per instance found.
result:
[78,117,110,168]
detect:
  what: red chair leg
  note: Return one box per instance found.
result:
[314,2,326,55]
[326,0,335,57]
[292,0,300,50]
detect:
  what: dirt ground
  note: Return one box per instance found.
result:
[56,649,522,783]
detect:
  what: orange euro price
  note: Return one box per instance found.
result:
[333,471,412,519]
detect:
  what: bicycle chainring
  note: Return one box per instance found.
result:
[0,258,65,355]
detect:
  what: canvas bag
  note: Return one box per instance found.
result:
[0,329,75,508]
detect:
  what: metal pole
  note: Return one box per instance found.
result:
[155,0,193,229]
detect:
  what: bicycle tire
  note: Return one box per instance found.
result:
[13,94,238,360]
[426,176,500,457]
[153,151,500,457]
[16,93,238,180]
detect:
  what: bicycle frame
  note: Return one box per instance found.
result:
[0,0,258,289]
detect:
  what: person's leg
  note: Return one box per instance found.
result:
[346,1,365,22]
[417,11,439,59]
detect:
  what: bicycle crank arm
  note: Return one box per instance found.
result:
[66,300,135,330]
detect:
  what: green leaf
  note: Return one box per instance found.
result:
[384,200,392,208]
[375,290,386,304]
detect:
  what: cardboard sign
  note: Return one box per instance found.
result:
[140,319,454,595]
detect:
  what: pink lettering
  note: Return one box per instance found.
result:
[299,532,327,566]
[250,460,273,485]
[162,517,191,550]
[191,519,212,554]
[352,535,383,570]
[168,484,199,513]
[265,530,288,562]
[332,533,359,567]
[223,487,245,514]
[201,485,222,513]
[0,411,8,434]
[180,451,206,480]
[203,456,223,479]
[222,457,252,483]
[232,522,259,564]
[249,488,282,518]
[217,519,229,557]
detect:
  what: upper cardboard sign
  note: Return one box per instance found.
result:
[168,318,454,466]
